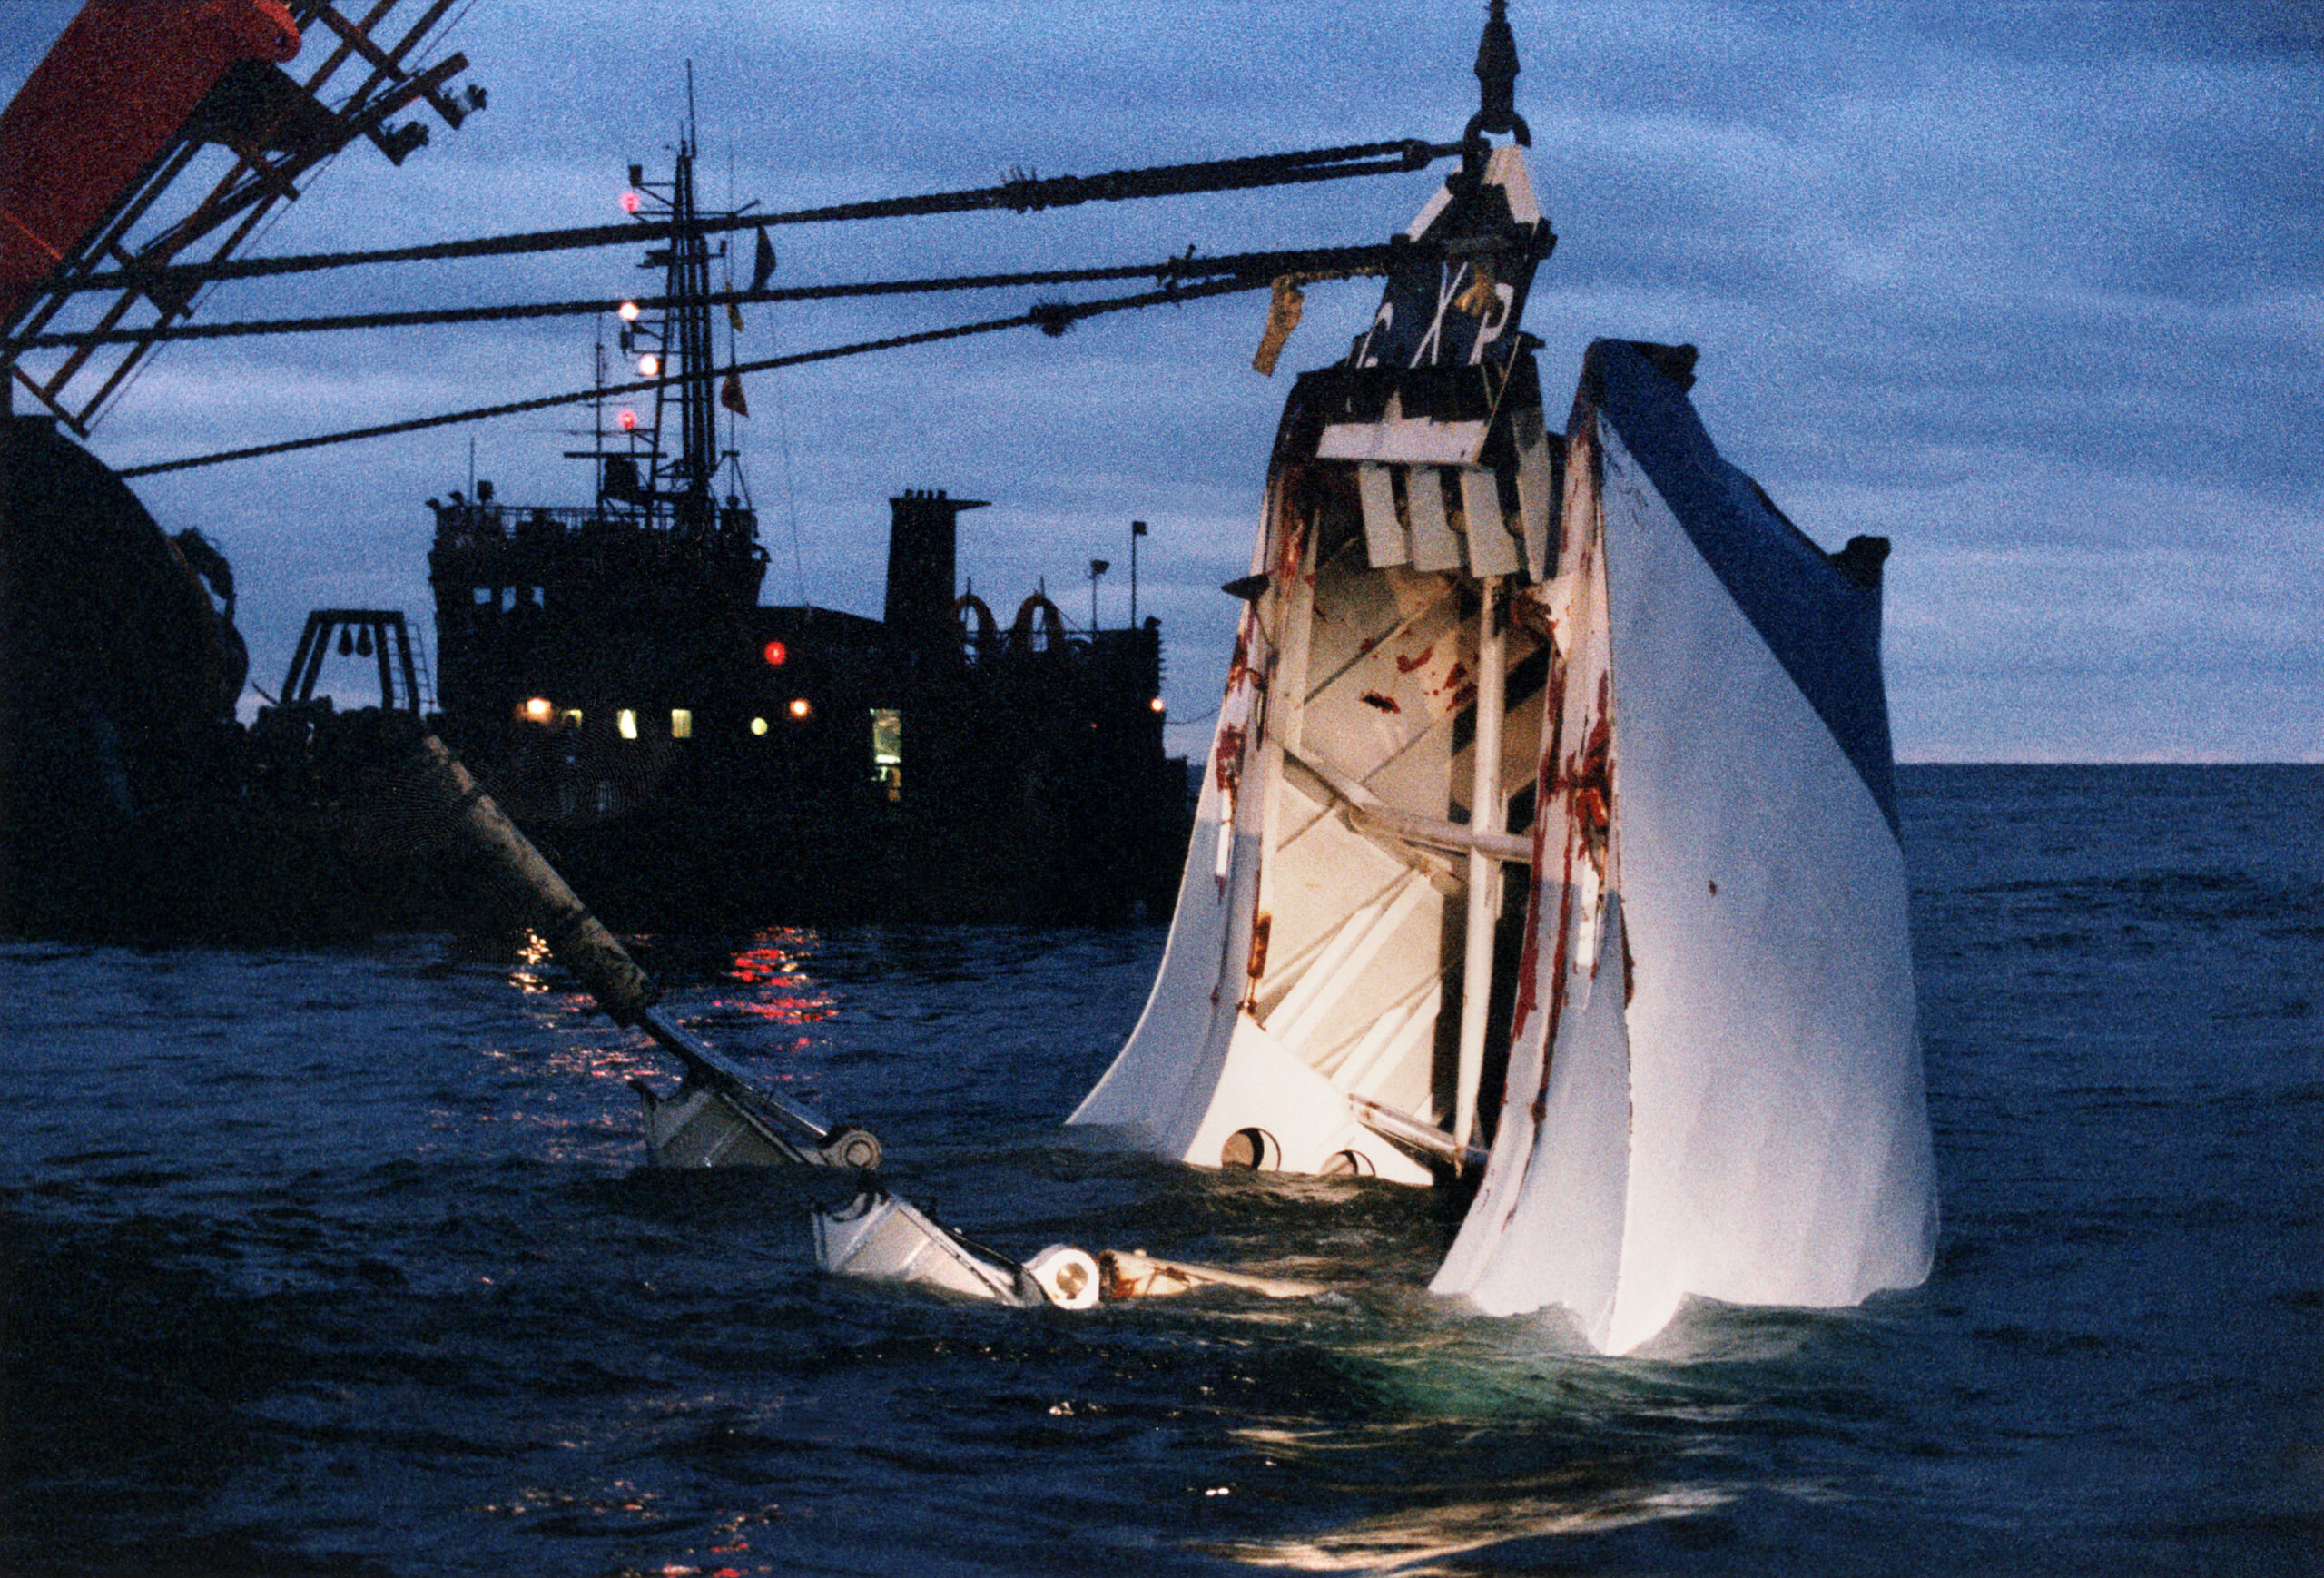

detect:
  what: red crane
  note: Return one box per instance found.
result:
[0,0,484,432]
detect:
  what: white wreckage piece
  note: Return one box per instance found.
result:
[811,1188,1326,1310]
[812,1188,1099,1308]
[634,1074,882,1169]
[1098,1248,1327,1302]
[1068,143,1935,1354]
[1071,145,1558,1190]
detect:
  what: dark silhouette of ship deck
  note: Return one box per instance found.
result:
[425,481,1186,925]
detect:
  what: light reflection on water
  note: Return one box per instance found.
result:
[714,930,838,1026]
[1209,1482,1732,1573]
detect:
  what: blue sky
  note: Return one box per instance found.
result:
[5,1,2318,760]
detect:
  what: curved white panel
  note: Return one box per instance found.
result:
[1434,370,1935,1355]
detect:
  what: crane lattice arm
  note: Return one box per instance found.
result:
[1,0,485,434]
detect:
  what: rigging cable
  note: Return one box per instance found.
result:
[118,271,1322,478]
[53,139,1452,299]
[15,243,1393,349]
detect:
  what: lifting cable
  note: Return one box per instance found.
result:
[20,242,1396,349]
[63,139,1452,299]
[118,269,1351,478]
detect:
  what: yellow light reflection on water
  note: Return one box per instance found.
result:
[1206,1480,1731,1570]
[508,928,554,993]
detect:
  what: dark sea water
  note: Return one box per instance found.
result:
[3,765,2319,1576]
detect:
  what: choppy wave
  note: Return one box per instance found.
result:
[3,767,2318,1574]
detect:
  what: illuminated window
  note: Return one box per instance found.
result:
[560,709,583,729]
[871,709,902,800]
[616,709,638,740]
[670,708,693,739]
[750,716,769,736]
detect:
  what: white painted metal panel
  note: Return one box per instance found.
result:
[1404,466,1464,573]
[1512,408,1555,581]
[1433,395,1934,1355]
[1069,520,1452,1188]
[1591,414,1931,1351]
[1356,461,1407,568]
[1460,466,1521,577]
[1318,415,1491,467]
[1441,892,1634,1338]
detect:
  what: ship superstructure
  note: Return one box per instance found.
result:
[424,133,1183,923]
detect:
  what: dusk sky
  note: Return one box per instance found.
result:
[5,1,2318,761]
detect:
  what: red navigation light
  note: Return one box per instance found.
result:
[762,639,788,667]
[617,409,637,431]
[620,190,641,214]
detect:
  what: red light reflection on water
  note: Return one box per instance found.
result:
[714,931,835,1024]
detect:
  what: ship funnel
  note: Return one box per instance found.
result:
[884,488,989,658]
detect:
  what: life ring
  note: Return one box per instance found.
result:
[952,592,997,653]
[1009,593,1068,652]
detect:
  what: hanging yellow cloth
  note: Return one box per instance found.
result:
[1454,259,1503,325]
[1251,275,1306,377]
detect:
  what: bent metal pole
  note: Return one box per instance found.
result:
[396,735,880,1169]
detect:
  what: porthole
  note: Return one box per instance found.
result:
[1219,1126,1279,1170]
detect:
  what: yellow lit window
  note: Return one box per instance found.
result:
[871,708,902,800]
[670,708,693,739]
[617,709,638,740]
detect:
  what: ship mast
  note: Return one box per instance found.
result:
[655,131,719,525]
[609,76,746,538]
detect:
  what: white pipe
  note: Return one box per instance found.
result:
[1453,578,1506,1149]
[1249,515,1319,992]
